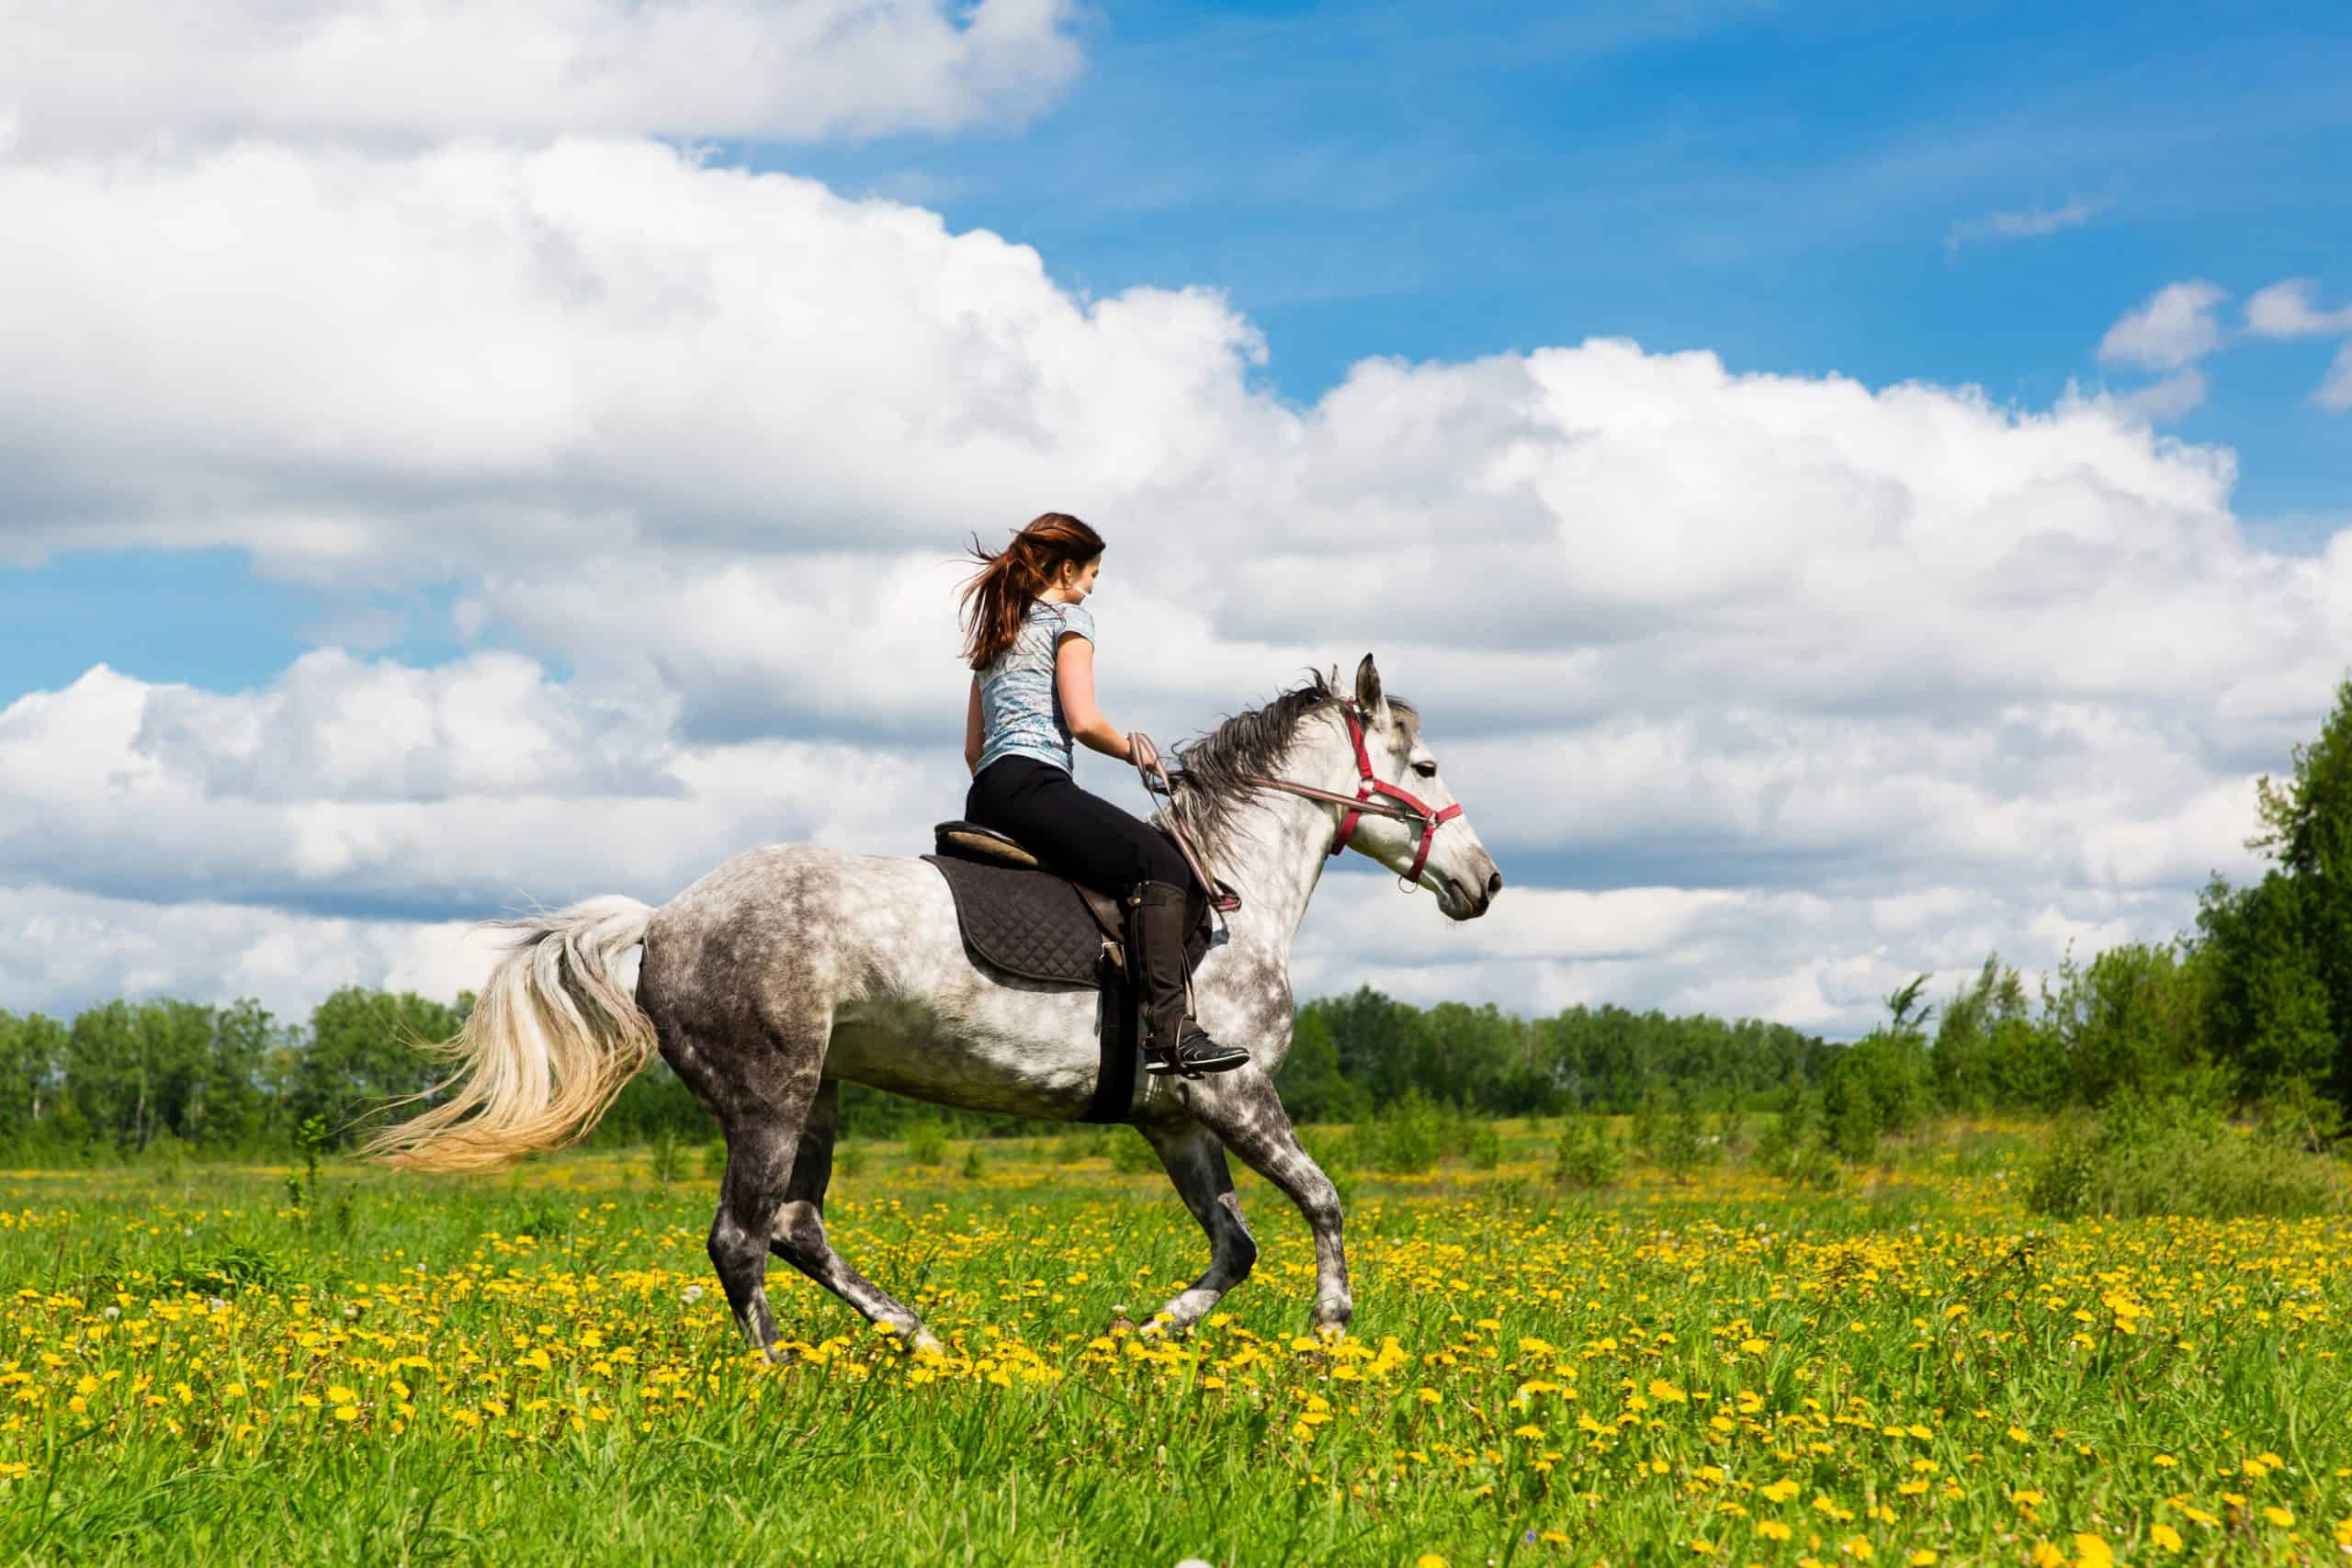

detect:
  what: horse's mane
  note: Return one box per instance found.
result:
[1167,669,1418,854]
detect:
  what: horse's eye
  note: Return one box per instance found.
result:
[1413,760,1438,778]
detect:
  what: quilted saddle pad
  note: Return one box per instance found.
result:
[922,854,1112,986]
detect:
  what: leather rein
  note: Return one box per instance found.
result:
[1130,698,1464,917]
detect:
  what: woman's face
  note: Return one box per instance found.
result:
[1057,554,1102,603]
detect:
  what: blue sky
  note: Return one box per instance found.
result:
[784,0,2350,512]
[1,0,2346,1026]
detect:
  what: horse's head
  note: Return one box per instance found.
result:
[1170,657,1504,921]
[1316,655,1502,921]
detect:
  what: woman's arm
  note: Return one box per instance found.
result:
[965,674,984,774]
[1055,635,1135,761]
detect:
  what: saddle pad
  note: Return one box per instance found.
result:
[922,854,1109,987]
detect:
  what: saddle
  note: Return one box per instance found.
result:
[923,821,1215,1122]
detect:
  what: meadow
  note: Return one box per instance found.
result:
[1,1121,2346,1567]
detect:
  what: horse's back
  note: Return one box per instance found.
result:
[639,840,1108,1120]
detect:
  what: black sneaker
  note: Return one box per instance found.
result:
[1144,1025,1251,1077]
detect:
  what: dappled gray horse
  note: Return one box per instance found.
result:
[371,656,1502,1355]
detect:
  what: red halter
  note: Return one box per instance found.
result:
[1321,699,1464,881]
[1131,698,1467,910]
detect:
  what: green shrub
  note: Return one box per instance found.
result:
[650,1124,685,1189]
[1630,1089,1665,1158]
[1109,1131,1162,1173]
[701,1138,727,1179]
[1657,1090,1716,1172]
[1552,1119,1623,1190]
[1755,1093,1840,1189]
[1051,1128,1108,1164]
[1363,1090,1447,1174]
[1716,1104,1751,1156]
[2026,1093,2342,1219]
[903,1119,947,1166]
[1297,1126,1358,1207]
[960,1145,987,1180]
[1828,1090,1879,1164]
[1455,1116,1502,1171]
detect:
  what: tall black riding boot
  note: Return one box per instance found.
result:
[1126,881,1250,1077]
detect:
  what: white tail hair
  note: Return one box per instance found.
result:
[367,896,658,1173]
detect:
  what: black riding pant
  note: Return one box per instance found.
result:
[966,757,1187,901]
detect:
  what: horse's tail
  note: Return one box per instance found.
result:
[366,896,658,1173]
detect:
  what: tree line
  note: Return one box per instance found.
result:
[6,675,2346,1162]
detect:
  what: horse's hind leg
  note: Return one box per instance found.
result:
[768,1080,939,1354]
[1184,1071,1352,1337]
[692,1019,827,1358]
[1137,1118,1257,1335]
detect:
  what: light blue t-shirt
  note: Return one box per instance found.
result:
[975,600,1095,775]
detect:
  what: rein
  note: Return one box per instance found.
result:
[1130,698,1464,913]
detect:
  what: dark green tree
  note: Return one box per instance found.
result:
[2245,673,2352,1107]
[297,986,472,1140]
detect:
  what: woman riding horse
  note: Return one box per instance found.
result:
[958,512,1249,1078]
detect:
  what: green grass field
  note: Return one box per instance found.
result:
[3,1122,2347,1566]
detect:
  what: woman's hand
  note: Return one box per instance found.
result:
[1127,731,1160,772]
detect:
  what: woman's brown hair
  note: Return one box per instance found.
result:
[959,513,1106,670]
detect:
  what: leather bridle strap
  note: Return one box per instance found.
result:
[1242,698,1462,882]
[1130,739,1242,913]
[1131,699,1464,910]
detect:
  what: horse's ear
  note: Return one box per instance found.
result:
[1353,653,1389,723]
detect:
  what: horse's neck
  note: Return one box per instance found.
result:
[1193,766,1343,965]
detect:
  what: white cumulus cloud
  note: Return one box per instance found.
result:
[2119,367,2208,423]
[2323,342,2352,414]
[2098,280,2229,371]
[2,137,2347,1033]
[0,0,1083,153]
[2244,277,2352,339]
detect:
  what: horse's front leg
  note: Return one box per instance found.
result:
[1135,1117,1258,1335]
[1181,1070,1351,1337]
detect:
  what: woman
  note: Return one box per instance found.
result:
[959,513,1250,1077]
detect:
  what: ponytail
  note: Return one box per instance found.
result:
[959,512,1105,670]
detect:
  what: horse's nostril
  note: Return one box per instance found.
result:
[1487,871,1503,897]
